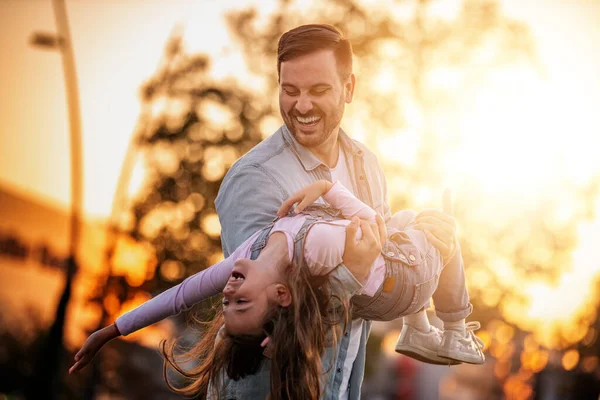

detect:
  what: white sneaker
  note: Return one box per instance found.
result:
[395,324,460,365]
[437,321,485,364]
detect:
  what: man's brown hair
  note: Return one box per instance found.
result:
[277,24,353,80]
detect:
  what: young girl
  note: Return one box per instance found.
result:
[70,180,483,398]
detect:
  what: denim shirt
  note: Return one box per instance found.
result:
[215,124,391,399]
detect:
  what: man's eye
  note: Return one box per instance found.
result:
[312,89,329,96]
[236,299,247,304]
[283,89,299,96]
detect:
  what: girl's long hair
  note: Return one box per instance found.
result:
[160,256,350,400]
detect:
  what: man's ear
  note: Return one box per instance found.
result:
[274,284,292,307]
[344,73,356,103]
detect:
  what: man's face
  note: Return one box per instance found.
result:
[279,49,355,150]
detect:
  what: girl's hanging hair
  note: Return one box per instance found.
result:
[160,259,350,400]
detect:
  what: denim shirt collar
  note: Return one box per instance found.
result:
[281,124,363,171]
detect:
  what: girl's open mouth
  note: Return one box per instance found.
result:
[231,271,245,281]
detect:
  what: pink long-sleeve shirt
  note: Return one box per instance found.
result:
[115,181,386,336]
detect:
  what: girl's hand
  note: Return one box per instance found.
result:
[277,180,333,217]
[69,324,120,374]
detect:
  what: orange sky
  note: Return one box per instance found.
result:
[0,0,599,218]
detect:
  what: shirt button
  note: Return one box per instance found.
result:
[337,368,342,373]
[399,254,407,262]
[387,251,395,257]
[409,254,416,262]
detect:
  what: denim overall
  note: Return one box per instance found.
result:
[218,206,472,399]
[250,204,473,323]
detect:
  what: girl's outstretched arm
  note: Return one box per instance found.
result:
[69,233,256,374]
[69,323,120,374]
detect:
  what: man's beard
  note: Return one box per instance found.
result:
[282,96,345,149]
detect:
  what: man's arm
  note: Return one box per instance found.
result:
[216,165,285,257]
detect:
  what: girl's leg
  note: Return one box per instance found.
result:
[388,210,472,325]
[432,241,484,364]
[403,307,430,332]
[388,211,482,364]
[387,212,455,364]
[431,241,472,330]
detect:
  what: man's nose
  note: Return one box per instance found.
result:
[294,94,313,115]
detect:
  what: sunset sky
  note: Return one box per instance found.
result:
[0,0,599,218]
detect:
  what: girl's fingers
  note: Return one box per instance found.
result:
[69,358,84,374]
[295,197,312,214]
[278,194,302,217]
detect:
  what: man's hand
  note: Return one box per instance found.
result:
[414,209,457,260]
[342,214,387,282]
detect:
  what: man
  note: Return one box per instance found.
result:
[215,24,456,399]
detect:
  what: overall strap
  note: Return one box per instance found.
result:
[249,217,279,260]
[293,204,345,267]
[293,216,319,270]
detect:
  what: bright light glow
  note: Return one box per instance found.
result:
[201,212,221,239]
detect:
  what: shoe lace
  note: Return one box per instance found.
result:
[465,321,485,353]
[430,325,444,338]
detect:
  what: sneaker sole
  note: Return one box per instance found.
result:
[395,343,460,366]
[437,349,484,365]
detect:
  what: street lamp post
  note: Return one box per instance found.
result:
[30,0,83,398]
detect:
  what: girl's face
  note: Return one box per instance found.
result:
[222,233,292,336]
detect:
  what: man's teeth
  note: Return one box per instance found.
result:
[296,115,321,124]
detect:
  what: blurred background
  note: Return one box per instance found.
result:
[1,0,599,399]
